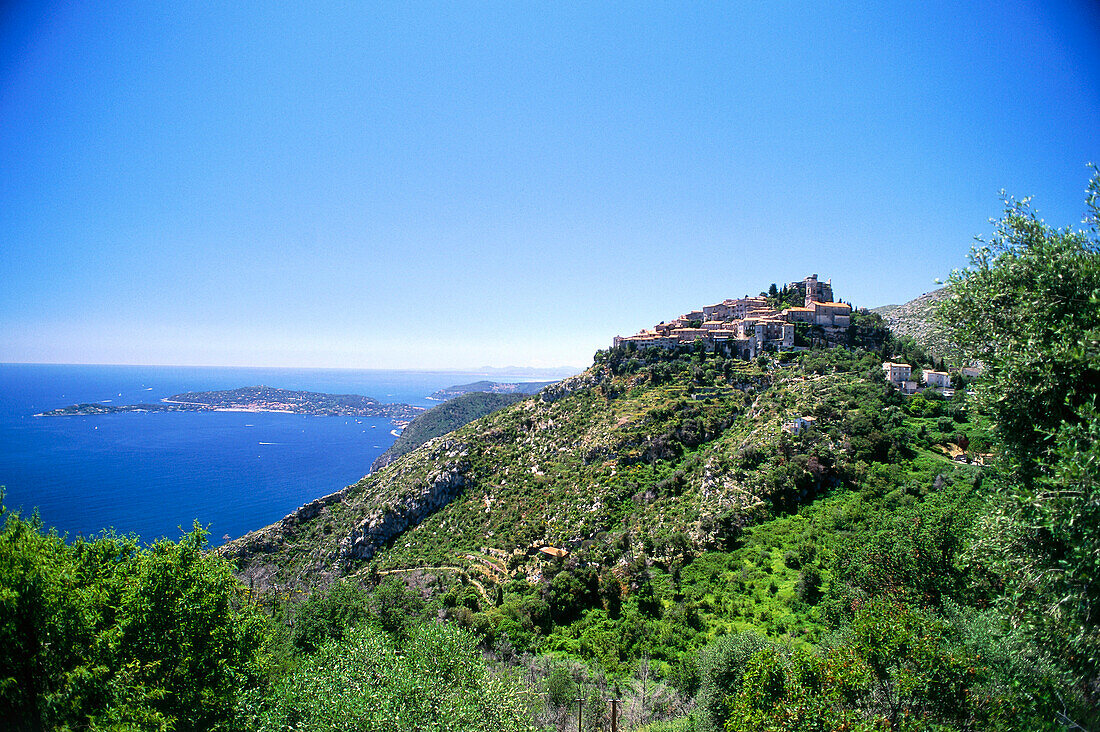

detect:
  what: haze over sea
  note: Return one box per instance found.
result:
[0,363,569,546]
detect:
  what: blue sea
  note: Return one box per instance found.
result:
[0,363,564,546]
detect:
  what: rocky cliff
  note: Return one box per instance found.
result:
[875,287,954,356]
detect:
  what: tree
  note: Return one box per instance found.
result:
[290,578,372,653]
[693,631,770,732]
[0,505,267,731]
[938,169,1100,716]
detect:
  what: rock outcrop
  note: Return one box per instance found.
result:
[878,287,954,356]
[337,458,471,563]
[539,367,608,403]
[219,439,473,587]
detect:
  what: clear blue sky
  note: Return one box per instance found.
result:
[2,1,1098,369]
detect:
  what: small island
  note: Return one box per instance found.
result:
[37,386,424,421]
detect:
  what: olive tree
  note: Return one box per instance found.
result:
[938,169,1100,716]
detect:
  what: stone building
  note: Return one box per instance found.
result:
[883,362,912,387]
[787,274,834,306]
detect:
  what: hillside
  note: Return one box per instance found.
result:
[876,287,954,357]
[370,391,529,472]
[222,344,979,596]
[868,303,899,318]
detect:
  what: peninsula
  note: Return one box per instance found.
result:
[426,380,556,401]
[36,385,424,422]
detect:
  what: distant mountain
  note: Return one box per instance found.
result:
[875,287,954,357]
[869,303,901,318]
[427,380,556,401]
[370,391,530,473]
[470,366,582,379]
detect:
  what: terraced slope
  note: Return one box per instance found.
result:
[221,348,921,594]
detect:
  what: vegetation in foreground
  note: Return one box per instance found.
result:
[2,172,1098,730]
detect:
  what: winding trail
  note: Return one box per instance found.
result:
[359,564,493,605]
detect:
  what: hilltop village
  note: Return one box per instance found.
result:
[613,274,852,359]
[614,274,963,396]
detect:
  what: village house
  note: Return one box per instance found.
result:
[612,275,848,359]
[883,361,912,387]
[782,306,814,324]
[781,300,852,327]
[782,415,817,434]
[610,277,955,397]
[807,300,851,327]
[922,370,951,389]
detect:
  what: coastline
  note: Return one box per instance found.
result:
[37,387,425,420]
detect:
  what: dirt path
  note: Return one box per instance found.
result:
[367,565,493,605]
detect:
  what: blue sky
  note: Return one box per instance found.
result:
[2,1,1098,369]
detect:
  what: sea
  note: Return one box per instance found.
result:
[0,363,568,546]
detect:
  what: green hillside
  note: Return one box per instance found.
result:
[370,391,529,472]
[222,341,993,647]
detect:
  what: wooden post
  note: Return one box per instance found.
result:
[576,696,583,732]
[610,699,619,732]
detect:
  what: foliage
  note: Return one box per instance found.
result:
[372,391,528,470]
[694,631,770,732]
[244,622,537,732]
[0,505,267,731]
[289,577,372,653]
[939,174,1100,478]
[720,598,1046,731]
[825,476,983,617]
[940,170,1100,715]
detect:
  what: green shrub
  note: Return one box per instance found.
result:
[247,622,536,732]
[0,508,267,731]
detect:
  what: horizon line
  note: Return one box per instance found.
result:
[0,360,589,375]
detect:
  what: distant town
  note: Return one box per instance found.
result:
[615,274,974,396]
[37,386,423,422]
[613,274,851,358]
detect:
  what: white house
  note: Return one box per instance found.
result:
[782,416,817,435]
